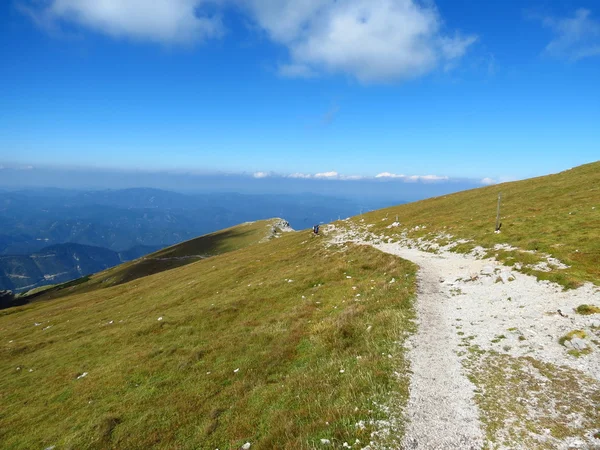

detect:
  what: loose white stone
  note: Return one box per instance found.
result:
[570,338,588,351]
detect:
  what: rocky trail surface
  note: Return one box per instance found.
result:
[329,224,600,449]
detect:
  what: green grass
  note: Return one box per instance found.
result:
[0,229,417,449]
[558,330,586,347]
[22,219,282,304]
[575,304,600,315]
[356,161,600,288]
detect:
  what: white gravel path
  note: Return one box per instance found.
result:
[374,242,600,383]
[374,244,484,450]
[330,225,600,449]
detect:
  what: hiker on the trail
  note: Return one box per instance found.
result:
[313,224,320,235]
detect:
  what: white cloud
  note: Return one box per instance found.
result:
[375,172,448,182]
[375,172,405,178]
[25,0,223,43]
[480,177,497,185]
[288,171,363,180]
[542,9,600,61]
[246,0,477,82]
[314,171,339,179]
[24,0,476,81]
[255,170,455,182]
[416,174,449,182]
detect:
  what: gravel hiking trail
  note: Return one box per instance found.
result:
[375,244,484,450]
[329,224,600,449]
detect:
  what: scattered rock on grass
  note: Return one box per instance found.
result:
[571,338,588,351]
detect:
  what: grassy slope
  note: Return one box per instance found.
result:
[0,230,416,449]
[22,219,284,303]
[357,161,600,287]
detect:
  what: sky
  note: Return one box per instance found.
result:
[0,0,599,190]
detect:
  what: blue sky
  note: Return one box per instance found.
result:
[1,0,599,186]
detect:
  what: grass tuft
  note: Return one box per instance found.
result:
[575,304,600,315]
[558,330,586,346]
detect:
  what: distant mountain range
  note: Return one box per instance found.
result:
[0,188,391,255]
[0,188,396,292]
[0,242,159,293]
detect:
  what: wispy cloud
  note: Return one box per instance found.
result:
[287,171,364,180]
[250,170,459,182]
[375,172,449,183]
[279,63,317,79]
[288,172,313,179]
[539,8,600,61]
[480,177,497,185]
[21,0,477,82]
[375,172,404,178]
[314,171,340,179]
[321,104,340,126]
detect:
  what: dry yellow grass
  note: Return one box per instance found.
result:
[1,230,416,449]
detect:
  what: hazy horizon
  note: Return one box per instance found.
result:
[0,162,506,203]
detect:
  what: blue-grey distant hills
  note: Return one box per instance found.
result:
[0,188,392,256]
[0,187,398,292]
[0,242,160,293]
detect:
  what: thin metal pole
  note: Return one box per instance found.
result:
[495,193,502,231]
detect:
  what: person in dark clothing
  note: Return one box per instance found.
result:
[313,224,320,235]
